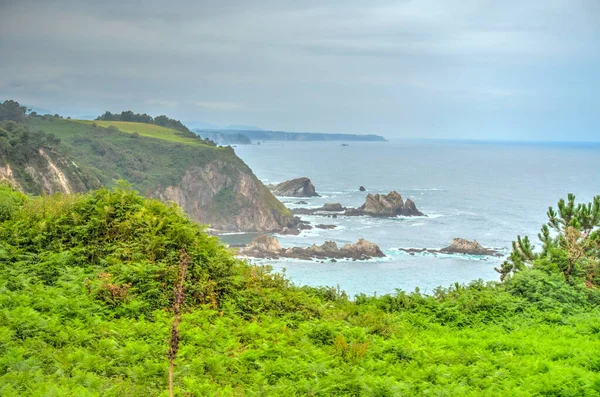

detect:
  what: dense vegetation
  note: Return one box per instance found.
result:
[0,101,61,163]
[0,121,61,165]
[1,184,599,396]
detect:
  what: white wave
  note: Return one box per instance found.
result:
[392,248,504,261]
[421,213,444,219]
[240,255,392,264]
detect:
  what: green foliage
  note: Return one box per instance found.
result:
[0,120,61,164]
[95,110,213,146]
[0,100,27,123]
[213,187,241,218]
[80,120,214,146]
[2,187,600,395]
[0,184,26,221]
[497,194,600,283]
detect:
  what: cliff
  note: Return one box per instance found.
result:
[155,160,292,232]
[0,148,99,195]
[13,113,291,232]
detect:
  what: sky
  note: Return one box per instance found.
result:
[0,0,598,141]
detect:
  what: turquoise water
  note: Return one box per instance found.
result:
[228,140,600,297]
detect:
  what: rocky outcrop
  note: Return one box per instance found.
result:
[399,238,502,257]
[315,224,336,229]
[268,177,319,197]
[345,191,425,217]
[359,186,366,191]
[321,203,344,212]
[0,164,17,188]
[239,235,385,260]
[441,238,501,256]
[155,160,293,233]
[0,148,99,195]
[291,193,424,218]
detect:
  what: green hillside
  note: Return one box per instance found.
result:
[24,117,227,188]
[76,120,209,146]
[0,103,289,232]
[0,186,599,396]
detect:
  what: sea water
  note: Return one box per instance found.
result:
[226,140,600,297]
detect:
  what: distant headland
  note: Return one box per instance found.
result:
[193,128,387,143]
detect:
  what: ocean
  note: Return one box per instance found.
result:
[225,140,600,297]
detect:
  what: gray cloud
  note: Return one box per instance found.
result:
[1,0,598,140]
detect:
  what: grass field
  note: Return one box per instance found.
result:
[76,120,208,146]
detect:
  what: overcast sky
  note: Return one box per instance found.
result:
[1,0,598,140]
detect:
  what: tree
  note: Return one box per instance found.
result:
[120,110,134,122]
[97,111,116,121]
[0,100,27,123]
[496,194,600,282]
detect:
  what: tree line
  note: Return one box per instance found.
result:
[97,110,191,134]
[0,101,61,164]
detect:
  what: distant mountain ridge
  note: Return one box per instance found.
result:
[193,128,387,142]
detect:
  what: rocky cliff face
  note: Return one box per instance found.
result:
[0,148,99,195]
[10,116,294,233]
[3,147,292,233]
[155,160,293,232]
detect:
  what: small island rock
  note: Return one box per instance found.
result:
[440,238,501,256]
[268,177,319,197]
[315,224,337,229]
[398,238,502,257]
[346,191,425,217]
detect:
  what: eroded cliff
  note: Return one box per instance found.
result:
[155,160,292,232]
[0,148,99,195]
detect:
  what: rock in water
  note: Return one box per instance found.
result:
[239,235,385,260]
[440,238,501,256]
[268,177,319,197]
[315,224,336,229]
[243,235,281,257]
[321,203,344,212]
[346,191,425,217]
[359,186,366,191]
[341,239,385,259]
[402,199,422,216]
[398,238,502,257]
